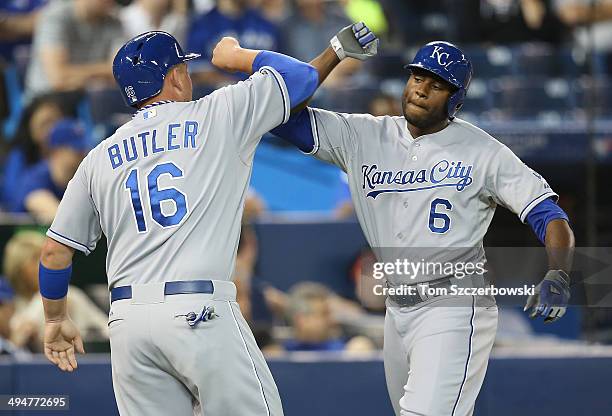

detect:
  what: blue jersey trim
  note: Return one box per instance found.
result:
[452,295,475,416]
[307,108,320,155]
[271,108,316,152]
[47,229,91,255]
[259,66,289,124]
[132,100,175,118]
[519,191,558,222]
[228,302,271,416]
[366,183,469,199]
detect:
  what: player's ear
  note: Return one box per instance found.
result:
[168,64,188,93]
[167,66,181,90]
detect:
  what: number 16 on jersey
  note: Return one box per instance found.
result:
[125,162,188,232]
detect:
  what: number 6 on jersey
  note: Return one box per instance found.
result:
[125,162,188,232]
[429,198,452,233]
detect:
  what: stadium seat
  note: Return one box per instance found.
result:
[513,44,566,78]
[490,77,574,120]
[560,48,589,78]
[319,86,380,114]
[573,76,612,118]
[464,45,514,79]
[86,88,133,127]
[461,78,492,120]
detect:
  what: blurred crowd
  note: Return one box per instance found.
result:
[2,0,612,219]
[227,223,384,355]
[2,0,612,218]
[0,223,387,356]
[1,0,611,355]
[1,230,107,355]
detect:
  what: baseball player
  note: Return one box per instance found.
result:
[37,27,377,415]
[273,41,575,415]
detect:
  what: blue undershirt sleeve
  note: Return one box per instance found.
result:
[270,108,315,153]
[525,197,570,244]
[252,51,318,109]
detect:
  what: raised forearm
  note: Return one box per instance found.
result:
[313,21,378,82]
[544,219,575,273]
[309,46,341,86]
[211,38,260,74]
[226,48,261,74]
[289,47,341,114]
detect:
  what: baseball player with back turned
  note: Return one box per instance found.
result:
[36,27,378,415]
[273,41,575,415]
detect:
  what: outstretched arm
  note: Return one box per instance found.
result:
[524,199,575,323]
[40,238,85,372]
[212,21,378,112]
[271,23,378,151]
[306,22,378,93]
[211,37,318,111]
[310,47,342,86]
[296,22,378,112]
[289,46,342,114]
[544,218,574,272]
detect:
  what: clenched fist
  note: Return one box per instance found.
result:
[211,37,243,73]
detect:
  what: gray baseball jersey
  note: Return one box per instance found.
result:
[304,108,554,416]
[47,66,290,289]
[306,109,556,282]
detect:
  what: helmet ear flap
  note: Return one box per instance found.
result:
[137,62,166,100]
[116,61,165,106]
[447,89,466,120]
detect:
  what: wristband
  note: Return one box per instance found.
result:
[39,263,72,300]
[549,269,570,285]
[330,36,346,60]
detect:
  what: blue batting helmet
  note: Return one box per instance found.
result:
[406,41,473,119]
[113,31,201,107]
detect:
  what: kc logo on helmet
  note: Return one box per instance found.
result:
[430,46,453,68]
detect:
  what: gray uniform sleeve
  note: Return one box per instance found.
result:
[487,145,558,223]
[222,66,290,164]
[306,108,359,172]
[47,156,102,255]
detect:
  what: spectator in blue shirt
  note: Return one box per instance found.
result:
[18,118,88,223]
[0,0,47,64]
[1,94,64,211]
[282,282,374,353]
[283,282,347,352]
[187,0,280,87]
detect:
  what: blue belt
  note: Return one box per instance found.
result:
[110,280,214,303]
